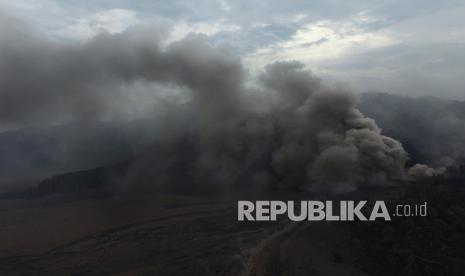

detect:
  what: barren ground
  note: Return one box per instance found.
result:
[0,190,368,276]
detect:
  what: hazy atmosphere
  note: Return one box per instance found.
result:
[0,1,464,275]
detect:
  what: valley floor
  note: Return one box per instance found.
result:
[0,190,368,276]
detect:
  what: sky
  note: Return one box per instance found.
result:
[0,0,464,100]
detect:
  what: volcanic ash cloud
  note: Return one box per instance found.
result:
[0,15,409,193]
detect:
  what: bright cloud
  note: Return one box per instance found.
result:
[169,20,241,42]
[244,14,398,71]
[54,9,139,41]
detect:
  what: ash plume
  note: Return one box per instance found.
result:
[0,14,410,193]
[407,163,446,180]
[359,93,465,173]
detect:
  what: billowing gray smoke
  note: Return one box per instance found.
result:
[0,14,409,193]
[359,92,465,179]
[260,62,407,192]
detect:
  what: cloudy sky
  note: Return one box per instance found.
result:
[1,0,464,100]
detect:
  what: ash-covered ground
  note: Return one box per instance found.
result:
[0,190,361,275]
